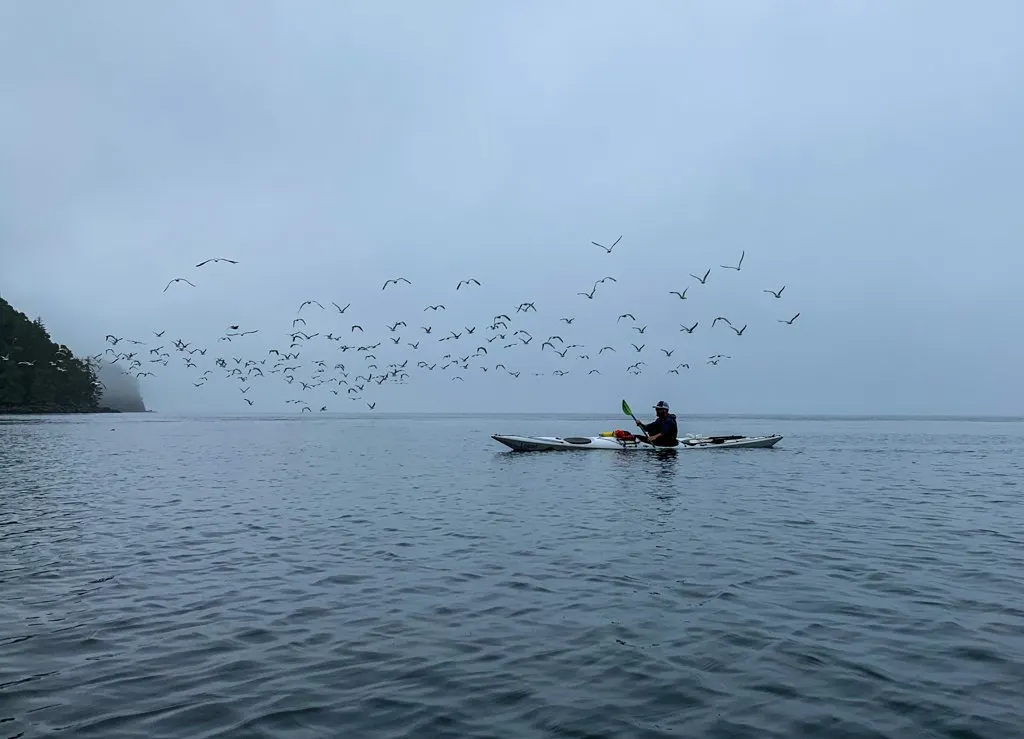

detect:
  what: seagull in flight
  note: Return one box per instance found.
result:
[690,268,711,285]
[679,322,698,333]
[298,300,324,312]
[195,257,238,267]
[163,277,196,292]
[456,279,481,290]
[720,250,745,271]
[331,302,351,313]
[669,289,688,299]
[763,286,785,298]
[728,324,748,336]
[592,235,622,254]
[382,277,411,290]
[779,313,801,324]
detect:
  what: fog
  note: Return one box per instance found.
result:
[2,2,1022,415]
[94,361,147,412]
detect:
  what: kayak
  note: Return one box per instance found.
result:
[491,433,784,452]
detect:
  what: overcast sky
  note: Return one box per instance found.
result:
[2,1,1022,415]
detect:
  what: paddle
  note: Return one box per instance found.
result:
[621,399,645,439]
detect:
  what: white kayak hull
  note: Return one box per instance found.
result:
[491,433,783,452]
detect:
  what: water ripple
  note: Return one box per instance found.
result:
[1,414,1023,738]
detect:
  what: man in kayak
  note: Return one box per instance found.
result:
[635,400,678,446]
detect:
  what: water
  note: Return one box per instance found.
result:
[2,413,1023,738]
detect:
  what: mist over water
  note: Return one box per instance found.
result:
[95,361,146,411]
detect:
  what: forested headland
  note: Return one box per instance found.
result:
[0,295,111,413]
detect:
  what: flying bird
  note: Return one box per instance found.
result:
[195,258,238,267]
[163,278,196,292]
[764,286,785,298]
[424,304,445,311]
[669,289,688,299]
[299,300,324,312]
[729,324,748,336]
[690,269,711,285]
[779,313,801,324]
[382,277,411,290]
[331,302,351,313]
[592,235,622,254]
[456,279,481,289]
[721,250,745,271]
[679,322,698,333]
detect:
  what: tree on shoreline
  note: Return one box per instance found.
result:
[0,296,103,412]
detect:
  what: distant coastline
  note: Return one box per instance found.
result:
[0,405,124,415]
[1,295,146,415]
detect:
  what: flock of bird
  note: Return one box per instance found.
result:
[92,241,802,412]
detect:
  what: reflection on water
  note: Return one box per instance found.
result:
[2,413,1023,738]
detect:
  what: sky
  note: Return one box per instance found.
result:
[2,1,1022,416]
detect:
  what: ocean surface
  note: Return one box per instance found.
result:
[1,413,1023,738]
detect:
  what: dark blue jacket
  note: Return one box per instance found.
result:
[641,413,678,446]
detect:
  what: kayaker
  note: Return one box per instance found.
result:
[636,400,678,446]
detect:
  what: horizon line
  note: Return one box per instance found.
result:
[77,410,1024,422]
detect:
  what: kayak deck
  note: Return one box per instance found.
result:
[491,433,783,452]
